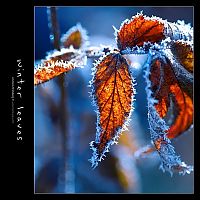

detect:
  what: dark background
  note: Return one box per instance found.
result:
[34,6,194,193]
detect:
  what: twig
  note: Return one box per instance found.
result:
[47,7,60,50]
[47,6,74,193]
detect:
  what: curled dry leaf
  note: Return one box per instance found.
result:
[143,53,193,175]
[149,56,193,139]
[89,52,136,168]
[117,13,165,51]
[60,23,88,49]
[34,49,87,85]
[134,40,193,170]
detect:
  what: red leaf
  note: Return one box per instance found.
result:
[117,13,165,51]
[90,52,136,167]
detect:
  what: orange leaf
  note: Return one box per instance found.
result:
[34,59,74,85]
[89,52,135,167]
[167,83,193,139]
[34,49,86,85]
[171,41,193,73]
[117,13,165,51]
[149,56,193,139]
[60,24,88,49]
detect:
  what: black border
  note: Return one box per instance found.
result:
[9,0,199,199]
[10,0,34,198]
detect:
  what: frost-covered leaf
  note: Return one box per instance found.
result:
[143,52,193,175]
[34,48,87,85]
[116,13,193,55]
[117,13,165,52]
[60,23,89,49]
[89,52,136,168]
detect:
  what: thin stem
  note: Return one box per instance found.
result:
[47,6,74,193]
[47,7,60,50]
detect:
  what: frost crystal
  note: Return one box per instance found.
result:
[164,20,193,42]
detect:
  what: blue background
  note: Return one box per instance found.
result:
[34,6,194,193]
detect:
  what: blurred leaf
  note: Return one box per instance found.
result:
[115,130,141,192]
[60,23,89,49]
